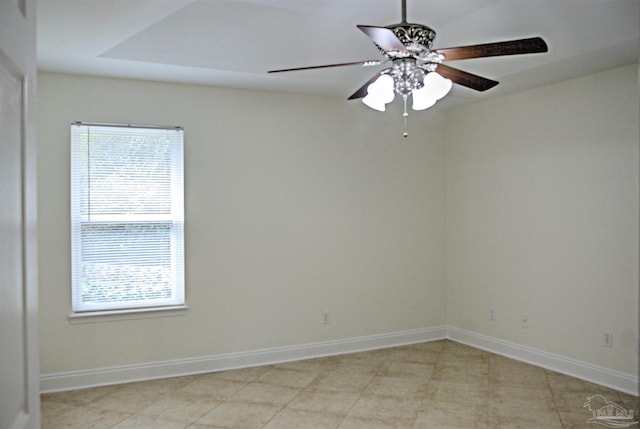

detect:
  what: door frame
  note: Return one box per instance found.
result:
[0,0,40,427]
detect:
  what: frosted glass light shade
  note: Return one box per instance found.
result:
[425,72,453,100]
[412,72,452,111]
[411,88,437,110]
[362,95,386,111]
[362,74,395,111]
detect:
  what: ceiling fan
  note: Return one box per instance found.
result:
[269,0,548,135]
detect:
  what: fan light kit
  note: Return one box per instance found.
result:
[269,0,548,137]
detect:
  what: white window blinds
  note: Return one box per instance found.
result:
[71,123,184,313]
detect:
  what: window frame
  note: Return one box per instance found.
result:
[70,122,186,318]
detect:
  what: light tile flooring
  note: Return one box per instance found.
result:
[41,340,639,429]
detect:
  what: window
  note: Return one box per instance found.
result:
[71,123,184,314]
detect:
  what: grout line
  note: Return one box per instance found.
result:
[544,369,567,429]
[333,353,386,428]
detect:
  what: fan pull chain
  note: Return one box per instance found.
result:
[402,95,409,138]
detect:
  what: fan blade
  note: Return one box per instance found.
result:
[436,64,498,92]
[268,60,383,74]
[357,25,408,53]
[348,71,384,100]
[436,37,548,61]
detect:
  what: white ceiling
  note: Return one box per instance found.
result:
[38,0,639,108]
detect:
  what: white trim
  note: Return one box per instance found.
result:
[447,326,639,396]
[39,326,638,396]
[68,305,189,324]
[40,326,447,393]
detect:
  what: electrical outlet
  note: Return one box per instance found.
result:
[490,309,496,321]
[521,314,529,329]
[322,312,330,325]
[603,331,613,347]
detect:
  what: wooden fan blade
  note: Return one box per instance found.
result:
[436,37,548,61]
[348,71,384,100]
[357,25,408,53]
[436,64,499,92]
[268,60,383,73]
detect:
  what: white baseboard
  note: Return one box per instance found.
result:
[40,325,638,396]
[447,326,639,396]
[40,326,447,393]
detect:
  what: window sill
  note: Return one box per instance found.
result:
[68,305,189,324]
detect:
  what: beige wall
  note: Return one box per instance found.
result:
[37,73,447,374]
[38,65,638,379]
[446,64,639,375]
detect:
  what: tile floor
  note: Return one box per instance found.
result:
[41,340,639,428]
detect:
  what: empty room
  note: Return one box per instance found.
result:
[1,0,638,428]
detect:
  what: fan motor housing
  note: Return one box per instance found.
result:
[387,23,436,54]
